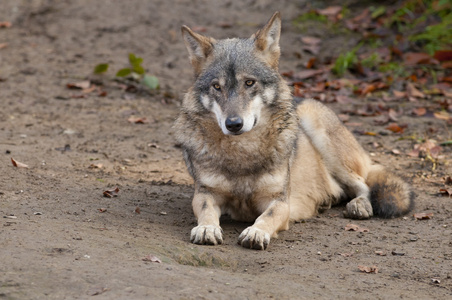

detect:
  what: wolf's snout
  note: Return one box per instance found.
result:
[225,116,243,133]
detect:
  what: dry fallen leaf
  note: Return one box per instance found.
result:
[103,187,119,198]
[439,189,451,197]
[434,50,452,62]
[358,265,379,274]
[293,69,325,80]
[142,254,161,263]
[433,111,450,121]
[316,6,342,22]
[135,207,141,214]
[413,212,433,220]
[67,80,91,89]
[344,224,369,232]
[11,158,29,168]
[301,36,321,54]
[412,107,427,116]
[0,21,12,28]
[386,123,405,133]
[445,176,452,185]
[403,52,437,66]
[127,116,150,124]
[431,278,441,284]
[406,82,425,99]
[89,163,103,169]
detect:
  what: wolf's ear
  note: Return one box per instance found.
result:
[181,25,215,76]
[252,12,281,69]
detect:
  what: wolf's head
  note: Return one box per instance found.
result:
[181,12,283,135]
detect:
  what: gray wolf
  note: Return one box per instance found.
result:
[175,12,415,250]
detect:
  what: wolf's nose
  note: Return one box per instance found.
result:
[225,116,243,133]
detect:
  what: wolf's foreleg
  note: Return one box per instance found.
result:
[190,191,223,245]
[238,199,289,250]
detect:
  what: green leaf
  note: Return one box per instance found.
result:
[371,6,386,19]
[129,53,143,68]
[142,75,159,90]
[94,63,109,74]
[116,68,132,77]
[440,140,452,146]
[132,64,145,75]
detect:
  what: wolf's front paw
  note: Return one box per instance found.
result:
[190,225,223,245]
[345,196,373,219]
[238,226,270,250]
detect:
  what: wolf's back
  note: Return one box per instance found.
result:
[366,165,415,218]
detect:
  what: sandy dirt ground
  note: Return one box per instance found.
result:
[0,0,451,299]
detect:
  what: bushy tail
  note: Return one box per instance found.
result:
[366,165,415,218]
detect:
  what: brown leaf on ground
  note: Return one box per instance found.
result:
[407,140,441,158]
[67,80,91,89]
[412,107,427,116]
[434,50,452,62]
[433,111,450,121]
[406,82,425,99]
[301,36,321,55]
[388,109,398,121]
[127,116,150,124]
[11,158,29,168]
[0,21,12,28]
[413,212,433,220]
[439,189,451,197]
[358,265,379,274]
[445,176,452,185]
[442,61,452,69]
[103,187,119,198]
[89,163,103,169]
[142,254,161,263]
[386,123,405,133]
[393,90,406,99]
[403,52,437,66]
[316,6,342,22]
[345,224,369,232]
[293,69,325,80]
[135,207,141,214]
[391,149,401,155]
[306,57,316,69]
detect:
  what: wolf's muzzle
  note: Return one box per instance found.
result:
[225,116,243,133]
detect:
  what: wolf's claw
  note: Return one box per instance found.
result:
[238,227,270,250]
[190,225,223,245]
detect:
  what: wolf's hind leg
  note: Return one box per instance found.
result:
[190,191,223,245]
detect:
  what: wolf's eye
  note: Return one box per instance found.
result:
[213,83,221,91]
[245,80,255,87]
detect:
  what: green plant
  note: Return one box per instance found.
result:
[332,42,363,76]
[410,14,452,55]
[93,53,159,90]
